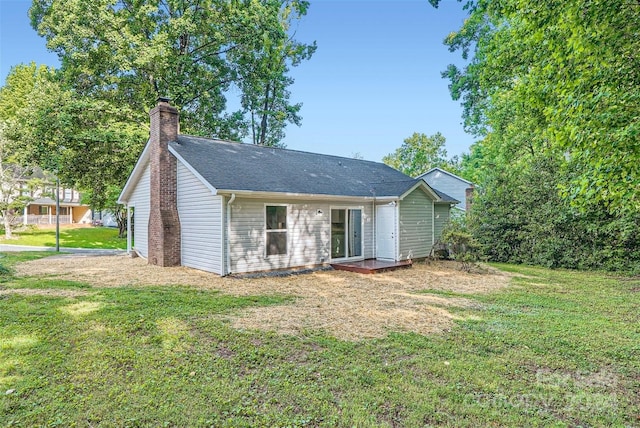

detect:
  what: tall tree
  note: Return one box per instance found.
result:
[29,0,315,145]
[233,1,316,146]
[0,123,38,239]
[7,69,147,236]
[382,132,460,177]
[430,0,640,214]
[429,0,640,272]
[0,64,56,238]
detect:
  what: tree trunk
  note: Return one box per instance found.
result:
[259,82,270,145]
[3,211,12,239]
[114,208,127,239]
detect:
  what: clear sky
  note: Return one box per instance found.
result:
[0,0,474,163]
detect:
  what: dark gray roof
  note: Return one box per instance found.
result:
[431,188,458,203]
[171,135,430,198]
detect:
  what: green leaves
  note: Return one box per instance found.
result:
[29,0,315,145]
[440,0,640,214]
[382,132,460,177]
[432,0,640,272]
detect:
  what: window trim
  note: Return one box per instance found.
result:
[265,204,288,257]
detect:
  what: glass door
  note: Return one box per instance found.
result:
[331,208,362,259]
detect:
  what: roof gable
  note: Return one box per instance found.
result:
[417,167,473,185]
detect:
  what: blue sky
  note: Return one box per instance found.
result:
[0,0,474,162]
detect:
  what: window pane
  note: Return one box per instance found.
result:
[266,206,286,230]
[331,209,346,258]
[267,231,287,255]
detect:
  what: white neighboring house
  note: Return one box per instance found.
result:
[416,168,474,215]
[118,99,459,275]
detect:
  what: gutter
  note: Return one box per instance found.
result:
[224,193,236,276]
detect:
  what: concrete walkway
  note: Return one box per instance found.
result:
[0,244,125,256]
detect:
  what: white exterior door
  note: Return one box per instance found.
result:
[376,204,396,260]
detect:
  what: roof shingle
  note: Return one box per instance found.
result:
[171,135,428,198]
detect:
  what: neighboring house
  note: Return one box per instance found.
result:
[416,167,474,214]
[118,99,458,275]
[14,170,92,225]
[91,210,118,227]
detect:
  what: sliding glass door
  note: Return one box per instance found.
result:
[331,208,362,259]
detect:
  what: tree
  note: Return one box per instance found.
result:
[234,1,316,146]
[426,0,640,272]
[29,0,315,146]
[430,0,640,215]
[0,64,56,238]
[0,123,39,239]
[9,73,147,237]
[382,132,460,177]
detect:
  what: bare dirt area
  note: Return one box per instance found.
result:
[15,255,511,340]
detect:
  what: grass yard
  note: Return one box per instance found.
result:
[0,254,638,427]
[0,226,125,249]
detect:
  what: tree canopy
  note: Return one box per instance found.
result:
[431,0,640,215]
[429,0,640,272]
[29,0,315,145]
[382,132,460,177]
[0,0,316,232]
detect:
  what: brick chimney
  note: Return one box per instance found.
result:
[465,185,475,212]
[148,97,181,266]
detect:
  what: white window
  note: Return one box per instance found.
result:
[266,205,287,256]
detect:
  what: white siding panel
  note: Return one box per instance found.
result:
[177,162,223,274]
[130,164,150,258]
[398,188,433,260]
[228,198,374,274]
[363,202,374,259]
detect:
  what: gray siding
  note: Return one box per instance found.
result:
[177,162,223,274]
[228,198,373,274]
[398,188,433,260]
[434,203,451,243]
[422,170,469,211]
[130,163,150,258]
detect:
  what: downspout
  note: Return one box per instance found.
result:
[126,205,132,255]
[225,193,236,276]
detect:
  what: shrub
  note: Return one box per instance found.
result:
[440,218,483,272]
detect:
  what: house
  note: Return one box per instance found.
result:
[416,167,474,214]
[13,169,92,225]
[118,99,458,275]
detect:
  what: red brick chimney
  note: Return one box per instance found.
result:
[148,97,181,267]
[465,185,475,212]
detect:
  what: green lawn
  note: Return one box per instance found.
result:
[1,227,125,249]
[0,256,638,426]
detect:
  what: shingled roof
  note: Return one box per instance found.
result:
[168,135,457,201]
[120,132,458,203]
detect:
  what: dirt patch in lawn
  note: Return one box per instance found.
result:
[15,255,511,340]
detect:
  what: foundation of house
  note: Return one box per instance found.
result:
[331,259,412,274]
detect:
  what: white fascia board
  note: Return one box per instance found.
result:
[118,139,151,204]
[168,146,218,195]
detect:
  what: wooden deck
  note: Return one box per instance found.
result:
[330,259,412,274]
